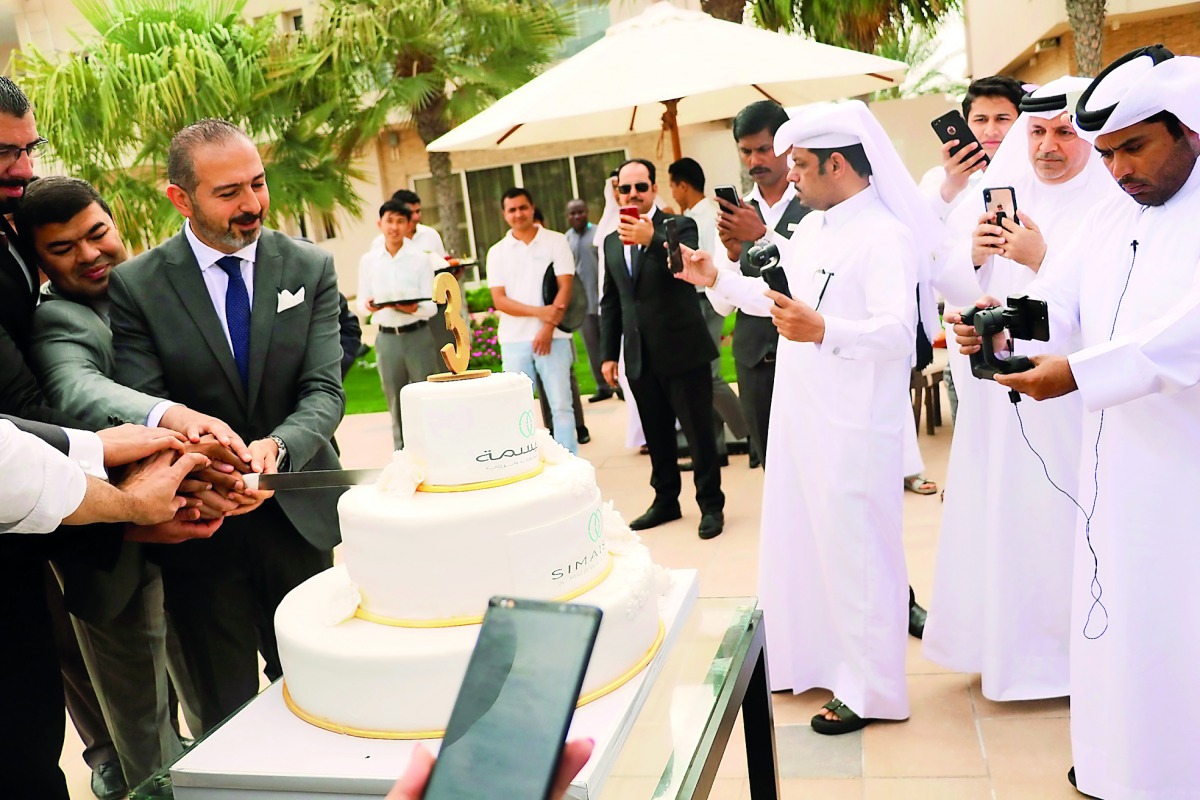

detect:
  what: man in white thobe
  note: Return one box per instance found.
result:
[956,46,1200,798]
[924,78,1130,702]
[675,101,935,733]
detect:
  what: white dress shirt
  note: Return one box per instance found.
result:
[357,239,439,327]
[369,224,447,257]
[0,420,90,534]
[486,226,575,344]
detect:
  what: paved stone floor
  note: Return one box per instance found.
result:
[59,379,1078,799]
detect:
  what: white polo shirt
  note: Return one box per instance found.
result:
[486,226,575,345]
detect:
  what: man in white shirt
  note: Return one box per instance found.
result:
[359,199,442,449]
[956,46,1200,798]
[487,187,578,453]
[676,100,931,732]
[668,157,747,467]
[370,189,447,257]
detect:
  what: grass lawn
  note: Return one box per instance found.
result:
[344,316,739,415]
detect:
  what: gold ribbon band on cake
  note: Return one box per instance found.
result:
[281,619,667,741]
[355,555,615,628]
[415,461,544,493]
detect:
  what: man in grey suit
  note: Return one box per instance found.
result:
[109,119,346,733]
[23,176,235,785]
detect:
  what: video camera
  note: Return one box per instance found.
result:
[960,295,1050,380]
[747,242,791,299]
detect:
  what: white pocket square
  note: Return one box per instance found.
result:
[277,287,305,312]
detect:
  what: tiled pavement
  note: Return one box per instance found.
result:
[59,381,1079,799]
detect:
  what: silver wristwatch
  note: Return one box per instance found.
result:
[269,434,288,470]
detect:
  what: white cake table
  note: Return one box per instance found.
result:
[165,570,699,800]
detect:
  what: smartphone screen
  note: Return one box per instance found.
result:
[423,598,602,800]
[983,186,1019,224]
[713,185,741,209]
[665,217,684,274]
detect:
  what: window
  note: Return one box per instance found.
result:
[555,0,609,59]
[520,158,573,233]
[573,150,627,223]
[414,175,469,257]
[466,165,517,275]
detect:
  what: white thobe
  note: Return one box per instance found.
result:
[709,185,915,718]
[923,164,1128,700]
[1023,161,1200,799]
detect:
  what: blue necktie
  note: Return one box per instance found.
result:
[216,255,251,390]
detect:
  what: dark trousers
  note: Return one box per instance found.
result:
[629,358,724,515]
[0,561,69,800]
[156,500,331,734]
[735,356,776,464]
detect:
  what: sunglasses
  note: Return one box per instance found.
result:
[618,182,651,194]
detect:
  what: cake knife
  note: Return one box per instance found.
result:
[243,468,383,491]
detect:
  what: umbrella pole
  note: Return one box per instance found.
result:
[661,99,682,161]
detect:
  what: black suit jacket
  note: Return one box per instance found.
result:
[732,197,811,367]
[599,211,715,381]
[110,228,346,552]
[0,218,39,353]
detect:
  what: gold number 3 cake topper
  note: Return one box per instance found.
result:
[430,273,490,382]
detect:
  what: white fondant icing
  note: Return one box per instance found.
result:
[325,581,363,626]
[275,552,661,735]
[340,457,606,620]
[376,450,425,498]
[536,428,571,465]
[400,372,539,486]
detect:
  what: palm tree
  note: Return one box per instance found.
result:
[871,17,967,101]
[1065,0,1105,77]
[748,0,958,53]
[298,0,574,256]
[15,0,364,250]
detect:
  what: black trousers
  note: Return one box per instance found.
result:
[629,358,724,515]
[155,500,331,734]
[0,560,69,800]
[735,356,776,464]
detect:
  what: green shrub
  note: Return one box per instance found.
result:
[465,286,494,314]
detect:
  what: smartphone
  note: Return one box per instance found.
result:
[422,598,602,800]
[619,205,640,220]
[983,186,1019,227]
[930,110,989,166]
[713,185,741,210]
[665,216,684,274]
[760,264,791,300]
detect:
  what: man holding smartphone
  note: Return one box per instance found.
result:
[707,101,809,468]
[599,158,724,540]
[919,76,1024,220]
[674,101,934,734]
[924,77,1128,705]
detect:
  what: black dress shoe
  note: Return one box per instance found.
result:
[587,389,613,403]
[91,761,127,800]
[748,452,762,469]
[679,455,728,471]
[698,511,724,540]
[576,426,591,444]
[616,387,625,400]
[629,505,682,531]
[908,588,927,639]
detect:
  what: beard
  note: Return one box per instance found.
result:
[191,204,263,250]
[0,178,28,214]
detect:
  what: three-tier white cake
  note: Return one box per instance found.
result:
[274,372,667,737]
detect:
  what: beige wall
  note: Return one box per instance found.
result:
[966,0,1200,78]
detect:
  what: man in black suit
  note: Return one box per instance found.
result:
[110,118,346,733]
[712,101,810,467]
[600,159,724,540]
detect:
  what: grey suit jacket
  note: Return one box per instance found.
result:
[109,228,346,551]
[31,288,161,430]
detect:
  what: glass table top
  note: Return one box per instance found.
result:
[132,596,759,800]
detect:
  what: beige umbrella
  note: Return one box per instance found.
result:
[428,1,907,159]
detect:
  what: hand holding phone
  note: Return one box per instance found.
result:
[618,205,640,245]
[422,598,602,800]
[983,186,1019,228]
[713,185,741,210]
[931,110,989,166]
[665,217,684,274]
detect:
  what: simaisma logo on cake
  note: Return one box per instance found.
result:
[550,509,606,581]
[471,410,540,468]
